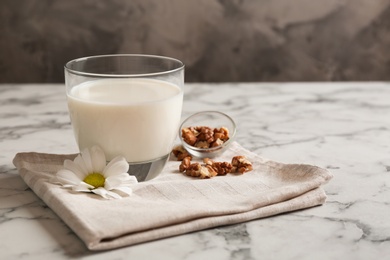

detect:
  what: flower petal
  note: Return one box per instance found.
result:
[104,177,121,191]
[91,187,122,199]
[105,173,137,190]
[121,175,138,185]
[71,181,94,192]
[56,169,82,186]
[103,156,129,177]
[90,146,106,173]
[112,186,133,196]
[74,154,88,174]
[91,187,110,199]
[63,159,87,180]
[80,147,93,173]
[106,190,122,199]
[104,174,125,190]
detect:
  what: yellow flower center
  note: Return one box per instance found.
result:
[83,173,105,188]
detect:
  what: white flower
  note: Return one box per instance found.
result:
[55,146,138,199]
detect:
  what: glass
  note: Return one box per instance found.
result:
[64,54,184,181]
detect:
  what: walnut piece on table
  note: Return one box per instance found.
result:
[179,156,192,172]
[203,158,233,176]
[172,145,192,161]
[183,162,218,179]
[231,155,253,173]
[178,155,253,179]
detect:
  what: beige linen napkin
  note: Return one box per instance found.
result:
[13,142,332,251]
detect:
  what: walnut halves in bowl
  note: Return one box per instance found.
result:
[181,126,230,149]
[178,111,236,158]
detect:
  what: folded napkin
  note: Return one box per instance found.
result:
[13,142,332,251]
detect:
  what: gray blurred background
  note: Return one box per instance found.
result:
[1,0,390,83]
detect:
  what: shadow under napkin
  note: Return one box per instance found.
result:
[12,142,333,251]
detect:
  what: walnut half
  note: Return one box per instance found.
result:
[203,158,233,176]
[231,156,253,173]
[184,162,218,179]
[179,156,192,172]
[172,145,192,161]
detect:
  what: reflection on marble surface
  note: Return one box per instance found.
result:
[1,82,390,259]
[1,0,390,83]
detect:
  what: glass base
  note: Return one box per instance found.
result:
[127,154,169,182]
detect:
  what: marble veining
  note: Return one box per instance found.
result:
[1,82,390,259]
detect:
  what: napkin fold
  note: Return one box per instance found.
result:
[13,142,332,251]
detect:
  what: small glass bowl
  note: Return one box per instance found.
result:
[179,111,236,158]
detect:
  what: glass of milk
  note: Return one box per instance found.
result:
[64,54,184,181]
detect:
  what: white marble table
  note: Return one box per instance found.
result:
[1,82,389,259]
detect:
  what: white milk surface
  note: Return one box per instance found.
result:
[67,78,183,162]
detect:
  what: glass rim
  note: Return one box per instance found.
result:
[64,54,185,78]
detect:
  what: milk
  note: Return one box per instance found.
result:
[67,78,183,162]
